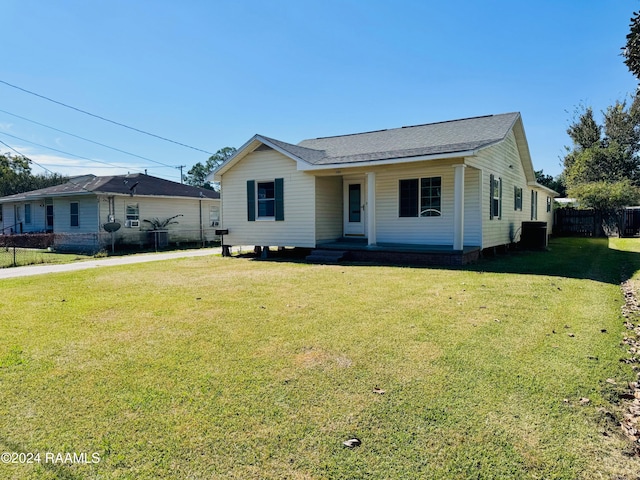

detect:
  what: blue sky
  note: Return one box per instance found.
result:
[1,0,637,183]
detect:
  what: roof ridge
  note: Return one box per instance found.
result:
[307,112,519,141]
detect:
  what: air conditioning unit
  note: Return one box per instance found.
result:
[125,220,140,228]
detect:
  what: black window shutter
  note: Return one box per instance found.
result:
[498,177,502,220]
[247,180,255,221]
[275,178,284,221]
[489,174,495,219]
[399,179,419,217]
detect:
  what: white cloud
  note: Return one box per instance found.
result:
[6,146,144,177]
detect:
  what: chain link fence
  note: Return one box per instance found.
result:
[0,229,220,268]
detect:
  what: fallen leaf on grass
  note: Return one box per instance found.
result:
[343,438,361,448]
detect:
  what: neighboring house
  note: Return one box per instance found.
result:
[208,112,557,264]
[0,173,220,253]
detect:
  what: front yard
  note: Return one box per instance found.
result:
[0,237,639,479]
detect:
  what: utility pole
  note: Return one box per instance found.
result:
[176,165,186,184]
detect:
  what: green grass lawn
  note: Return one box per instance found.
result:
[1,237,639,479]
[0,248,90,268]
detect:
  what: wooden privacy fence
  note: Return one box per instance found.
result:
[623,208,640,237]
[554,209,602,237]
[554,208,640,237]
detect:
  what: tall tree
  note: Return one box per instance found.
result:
[623,10,640,81]
[184,146,236,190]
[535,170,566,197]
[566,106,601,151]
[0,153,67,197]
[562,101,640,233]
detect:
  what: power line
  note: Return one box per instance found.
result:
[0,108,177,169]
[0,131,147,173]
[0,79,214,155]
[0,139,57,175]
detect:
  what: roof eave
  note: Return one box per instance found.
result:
[0,190,94,203]
[528,181,560,197]
[296,149,479,171]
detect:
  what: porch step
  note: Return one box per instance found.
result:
[305,249,347,264]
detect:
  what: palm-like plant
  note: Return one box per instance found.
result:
[142,214,183,230]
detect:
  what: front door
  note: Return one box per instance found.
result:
[343,179,366,236]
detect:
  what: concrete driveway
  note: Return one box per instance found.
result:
[0,247,223,280]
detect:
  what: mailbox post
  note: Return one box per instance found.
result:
[215,229,230,256]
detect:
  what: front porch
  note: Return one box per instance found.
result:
[312,238,481,266]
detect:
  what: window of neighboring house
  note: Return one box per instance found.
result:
[210,205,220,227]
[46,205,53,229]
[24,204,31,224]
[490,174,502,219]
[246,179,284,221]
[514,186,523,211]
[546,196,552,213]
[0,204,3,223]
[70,202,79,227]
[531,190,538,220]
[399,177,442,217]
[126,204,139,227]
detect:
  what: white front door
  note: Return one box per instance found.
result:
[343,179,366,236]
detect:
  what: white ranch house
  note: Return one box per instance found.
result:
[209,112,557,264]
[0,173,220,253]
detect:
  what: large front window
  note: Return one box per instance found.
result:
[399,177,442,217]
[257,181,275,218]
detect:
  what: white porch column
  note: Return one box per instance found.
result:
[367,172,376,245]
[453,164,466,251]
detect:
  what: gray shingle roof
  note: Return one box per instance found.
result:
[289,112,520,165]
[0,173,220,202]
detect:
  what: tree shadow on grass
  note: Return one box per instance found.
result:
[467,237,640,285]
[243,237,640,286]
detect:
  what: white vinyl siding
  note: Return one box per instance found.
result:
[315,176,342,242]
[0,202,47,233]
[374,159,481,247]
[219,148,316,247]
[54,196,98,234]
[532,187,555,234]
[99,195,220,246]
[478,131,532,248]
